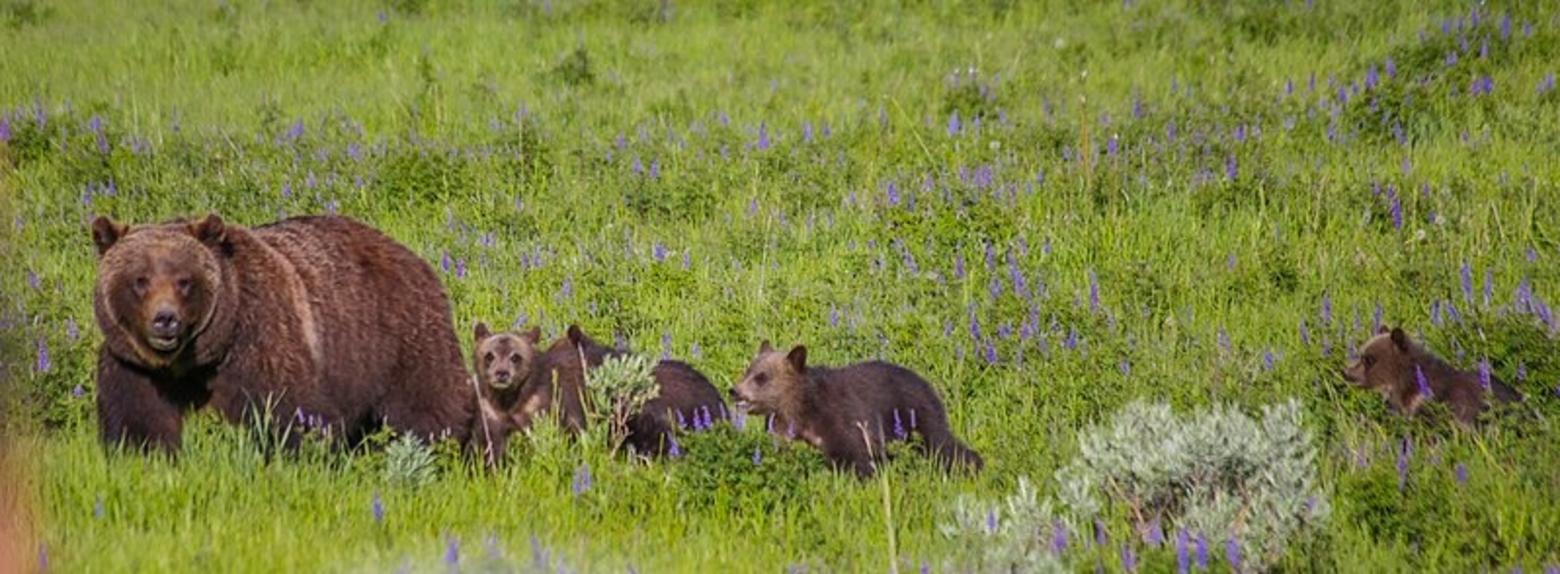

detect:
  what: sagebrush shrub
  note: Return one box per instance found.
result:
[385,433,437,488]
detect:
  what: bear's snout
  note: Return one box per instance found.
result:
[493,369,512,383]
[146,307,184,351]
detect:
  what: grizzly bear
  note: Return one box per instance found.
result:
[731,341,983,477]
[1342,326,1523,425]
[91,213,478,453]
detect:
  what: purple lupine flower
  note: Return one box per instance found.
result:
[947,111,961,136]
[26,270,39,290]
[651,242,667,262]
[1144,519,1164,546]
[1172,529,1190,573]
[1263,350,1276,371]
[1094,519,1108,546]
[985,510,998,533]
[667,435,682,457]
[885,182,901,206]
[439,251,452,273]
[1194,533,1208,569]
[72,385,84,398]
[1390,194,1403,230]
[1224,154,1238,180]
[35,339,51,373]
[0,117,9,143]
[892,409,906,439]
[1461,262,1474,304]
[1121,544,1138,572]
[983,342,998,364]
[454,258,467,279]
[571,464,591,496]
[1397,438,1412,491]
[1483,269,1494,307]
[953,252,966,280]
[1051,520,1069,554]
[1516,361,1528,382]
[1226,253,1237,271]
[1106,135,1119,156]
[1088,270,1100,312]
[1299,319,1311,345]
[1225,538,1241,571]
[1454,463,1469,486]
[1118,358,1131,377]
[560,276,573,299]
[756,122,770,150]
[630,156,644,175]
[1373,302,1384,332]
[444,536,460,569]
[984,242,996,270]
[1416,364,1435,396]
[1321,293,1333,325]
[372,492,385,523]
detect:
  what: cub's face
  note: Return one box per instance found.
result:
[474,323,541,390]
[92,215,226,363]
[1343,327,1413,391]
[731,341,808,415]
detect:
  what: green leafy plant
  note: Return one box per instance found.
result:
[582,353,660,456]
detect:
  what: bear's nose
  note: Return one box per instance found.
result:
[151,310,181,337]
[493,370,512,382]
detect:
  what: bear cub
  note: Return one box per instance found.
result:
[731,342,982,477]
[1342,325,1523,425]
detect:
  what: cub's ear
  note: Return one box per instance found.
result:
[1376,324,1391,335]
[474,322,492,342]
[91,216,128,256]
[759,339,773,354]
[188,213,227,248]
[522,326,542,344]
[1389,327,1410,351]
[567,324,585,345]
[786,345,808,372]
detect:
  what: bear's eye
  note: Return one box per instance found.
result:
[1362,355,1376,368]
[132,277,149,296]
[510,353,522,365]
[176,278,193,296]
[754,373,770,385]
[483,352,495,364]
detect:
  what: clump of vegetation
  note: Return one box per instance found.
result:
[582,353,660,454]
[944,399,1328,572]
[384,434,438,488]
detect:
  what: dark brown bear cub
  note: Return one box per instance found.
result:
[731,342,982,477]
[91,214,476,453]
[1342,325,1523,425]
[565,326,729,457]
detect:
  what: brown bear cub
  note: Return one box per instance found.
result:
[563,325,729,456]
[91,214,477,454]
[1343,326,1523,425]
[467,323,545,464]
[469,323,728,458]
[731,342,982,477]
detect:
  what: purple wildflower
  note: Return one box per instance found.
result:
[454,258,467,279]
[1051,520,1069,554]
[947,111,961,136]
[756,122,770,151]
[1461,262,1474,304]
[652,242,667,262]
[1454,463,1468,486]
[1088,270,1100,312]
[571,464,591,496]
[1299,320,1311,345]
[1390,194,1403,230]
[668,435,682,457]
[892,410,906,439]
[953,252,966,280]
[1263,350,1276,371]
[445,536,460,568]
[1176,529,1189,573]
[985,510,998,534]
[983,342,998,364]
[885,182,900,206]
[1225,538,1241,571]
[1225,154,1238,180]
[0,117,9,143]
[1144,519,1164,546]
[751,447,762,466]
[35,339,50,373]
[1321,293,1333,325]
[1095,519,1108,546]
[1194,533,1208,569]
[372,492,385,523]
[1119,358,1131,377]
[72,385,84,398]
[1121,544,1138,572]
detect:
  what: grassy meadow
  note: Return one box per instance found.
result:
[2,0,1559,571]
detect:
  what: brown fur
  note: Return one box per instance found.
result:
[731,341,982,477]
[1342,326,1523,425]
[91,214,476,453]
[625,360,729,456]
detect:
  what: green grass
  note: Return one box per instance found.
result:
[3,0,1559,571]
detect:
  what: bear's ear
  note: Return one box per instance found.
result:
[91,216,128,256]
[1376,324,1391,335]
[566,324,585,344]
[188,213,227,249]
[522,326,542,344]
[1389,327,1410,351]
[786,345,808,372]
[474,322,492,342]
[759,339,773,354]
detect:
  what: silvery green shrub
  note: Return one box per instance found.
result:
[384,433,437,488]
[944,399,1327,572]
[583,353,660,453]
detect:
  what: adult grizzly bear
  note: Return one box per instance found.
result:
[91,213,476,453]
